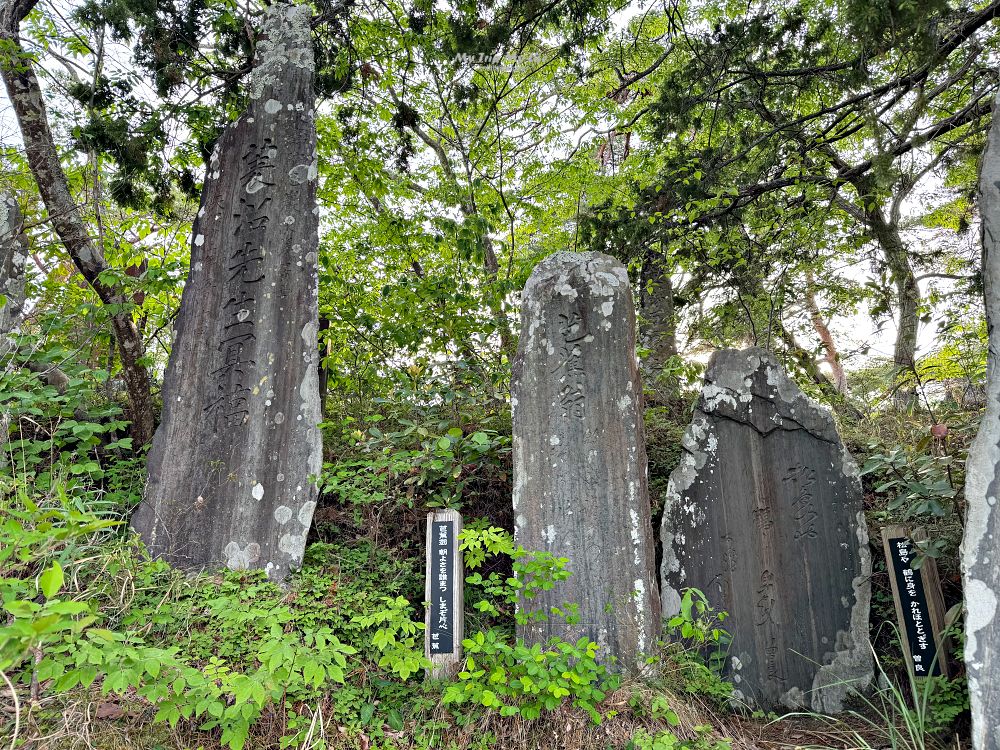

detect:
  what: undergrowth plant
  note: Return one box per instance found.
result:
[784,635,969,750]
[860,446,958,521]
[1,475,435,750]
[659,588,733,705]
[626,725,731,750]
[444,524,617,724]
[444,630,615,723]
[461,523,575,625]
[320,377,511,513]
[1,360,136,493]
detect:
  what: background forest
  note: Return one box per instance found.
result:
[0,0,994,747]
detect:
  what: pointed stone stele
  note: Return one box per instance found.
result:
[660,348,872,712]
[133,2,322,582]
[963,90,1000,750]
[512,251,661,674]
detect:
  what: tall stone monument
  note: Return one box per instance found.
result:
[963,90,1000,750]
[661,349,871,712]
[512,251,660,674]
[133,2,322,581]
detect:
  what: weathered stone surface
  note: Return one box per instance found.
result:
[512,251,660,674]
[660,348,871,712]
[962,91,1000,750]
[133,2,322,582]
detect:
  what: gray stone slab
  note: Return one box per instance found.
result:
[512,251,660,674]
[963,90,1000,750]
[660,348,871,711]
[133,2,322,582]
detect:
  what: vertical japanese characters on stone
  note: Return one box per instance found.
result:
[661,348,871,712]
[512,251,660,674]
[963,89,1000,750]
[133,1,322,582]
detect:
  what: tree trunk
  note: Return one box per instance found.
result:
[318,314,331,415]
[866,208,920,407]
[774,321,861,420]
[0,193,27,360]
[0,3,155,445]
[1,193,28,468]
[804,271,848,393]
[737,267,860,418]
[639,245,679,405]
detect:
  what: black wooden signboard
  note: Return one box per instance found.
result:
[429,520,455,655]
[886,535,942,677]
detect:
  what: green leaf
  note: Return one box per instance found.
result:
[386,708,404,731]
[144,659,161,678]
[39,561,63,599]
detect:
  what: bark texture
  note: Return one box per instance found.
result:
[0,194,27,359]
[804,273,847,393]
[512,251,660,674]
[132,2,322,582]
[639,247,679,405]
[1,194,28,465]
[869,209,920,405]
[0,4,155,444]
[962,90,1000,750]
[661,348,872,712]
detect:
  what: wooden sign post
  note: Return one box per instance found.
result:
[881,525,950,679]
[425,509,463,679]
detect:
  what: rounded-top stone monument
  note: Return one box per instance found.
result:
[512,251,661,674]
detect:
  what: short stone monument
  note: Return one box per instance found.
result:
[660,348,871,712]
[133,2,322,581]
[512,251,660,674]
[963,89,1000,750]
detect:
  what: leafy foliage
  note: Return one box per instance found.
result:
[660,589,734,705]
[626,725,732,750]
[444,524,615,724]
[861,447,958,521]
[1,0,991,746]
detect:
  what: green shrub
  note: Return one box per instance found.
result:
[626,726,731,750]
[659,589,733,705]
[860,446,958,520]
[0,487,118,673]
[460,524,575,625]
[445,524,615,724]
[443,630,617,724]
[0,488,433,750]
[320,377,511,513]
